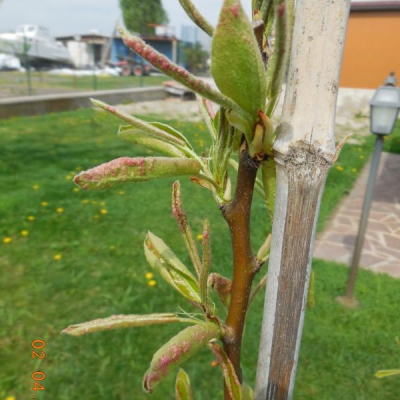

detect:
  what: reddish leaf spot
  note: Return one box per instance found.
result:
[230,4,240,18]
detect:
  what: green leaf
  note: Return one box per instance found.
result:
[150,122,194,149]
[172,181,202,276]
[62,313,194,337]
[375,369,400,379]
[91,99,187,147]
[144,232,201,303]
[261,157,276,218]
[211,0,266,119]
[242,382,254,400]
[119,126,187,158]
[178,0,214,37]
[175,369,194,400]
[143,322,221,393]
[74,157,201,190]
[200,219,212,305]
[209,343,242,400]
[226,109,253,144]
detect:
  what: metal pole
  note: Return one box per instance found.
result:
[92,41,97,90]
[23,35,32,96]
[339,134,384,306]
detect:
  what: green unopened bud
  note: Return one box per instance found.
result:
[212,0,266,120]
[175,369,194,400]
[256,233,272,262]
[74,157,201,190]
[259,111,274,156]
[248,123,265,159]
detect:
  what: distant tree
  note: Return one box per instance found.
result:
[183,42,209,74]
[119,0,169,35]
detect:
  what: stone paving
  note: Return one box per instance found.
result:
[313,152,400,278]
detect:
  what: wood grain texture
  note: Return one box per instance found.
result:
[265,145,330,400]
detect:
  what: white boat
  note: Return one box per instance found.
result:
[0,25,71,66]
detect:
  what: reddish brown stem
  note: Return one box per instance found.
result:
[222,144,258,399]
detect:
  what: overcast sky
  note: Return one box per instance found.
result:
[0,0,374,38]
[0,0,252,38]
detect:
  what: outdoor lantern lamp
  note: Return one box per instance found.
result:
[338,73,400,308]
[370,85,400,135]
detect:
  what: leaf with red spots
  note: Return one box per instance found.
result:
[73,157,201,190]
[175,369,194,400]
[211,0,266,122]
[209,342,243,400]
[143,322,221,393]
[62,313,195,337]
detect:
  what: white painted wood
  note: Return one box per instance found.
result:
[255,1,351,399]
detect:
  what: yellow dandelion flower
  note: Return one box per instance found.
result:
[3,237,12,244]
[65,175,72,180]
[352,168,357,173]
[145,272,154,280]
[56,207,64,214]
[32,184,40,190]
[118,191,125,195]
[6,396,16,400]
[82,199,90,204]
[336,165,344,171]
[148,280,157,287]
[210,360,218,367]
[27,216,35,221]
[75,166,82,171]
[20,230,29,236]
[41,201,49,207]
[73,188,80,193]
[93,215,99,219]
[109,245,116,251]
[100,201,106,206]
[196,234,203,241]
[100,209,107,215]
[53,254,62,261]
[360,155,364,159]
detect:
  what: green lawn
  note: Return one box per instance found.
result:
[0,71,167,97]
[0,109,399,400]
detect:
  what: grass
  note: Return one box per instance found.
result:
[0,109,399,400]
[0,71,167,98]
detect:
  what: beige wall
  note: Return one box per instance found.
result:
[340,11,400,89]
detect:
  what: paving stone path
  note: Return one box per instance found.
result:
[313,152,400,278]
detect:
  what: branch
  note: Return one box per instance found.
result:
[221,144,258,391]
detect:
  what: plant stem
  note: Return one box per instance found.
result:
[221,144,258,398]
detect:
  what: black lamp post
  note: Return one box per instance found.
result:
[338,73,400,307]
